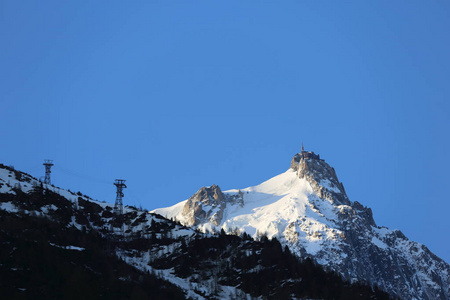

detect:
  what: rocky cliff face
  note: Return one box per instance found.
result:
[154,152,450,300]
[291,153,350,206]
[180,184,243,226]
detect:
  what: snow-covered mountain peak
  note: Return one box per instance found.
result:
[154,152,364,241]
[153,151,450,300]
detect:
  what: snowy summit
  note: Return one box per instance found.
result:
[153,147,450,300]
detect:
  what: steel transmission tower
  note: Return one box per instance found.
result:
[114,179,127,215]
[43,160,54,184]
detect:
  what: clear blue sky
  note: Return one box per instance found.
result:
[1,1,449,262]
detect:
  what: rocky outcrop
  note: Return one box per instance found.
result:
[180,185,226,226]
[180,185,244,227]
[291,153,350,205]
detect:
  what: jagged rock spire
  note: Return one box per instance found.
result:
[291,151,349,205]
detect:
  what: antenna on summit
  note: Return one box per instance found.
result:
[301,143,305,153]
[114,179,127,215]
[43,160,54,184]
